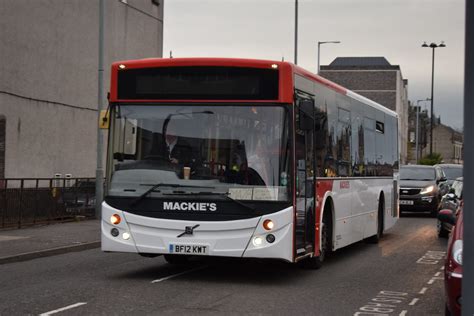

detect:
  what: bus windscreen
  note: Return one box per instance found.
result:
[117,66,279,100]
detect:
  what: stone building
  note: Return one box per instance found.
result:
[421,124,463,164]
[0,0,164,179]
[320,57,409,164]
[407,104,430,164]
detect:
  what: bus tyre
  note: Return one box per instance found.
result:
[367,196,384,244]
[164,254,189,265]
[304,214,331,270]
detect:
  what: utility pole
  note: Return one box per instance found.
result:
[294,0,298,65]
[422,41,446,155]
[95,0,105,219]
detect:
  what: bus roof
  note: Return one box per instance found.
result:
[110,57,398,118]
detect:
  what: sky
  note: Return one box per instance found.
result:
[163,0,465,130]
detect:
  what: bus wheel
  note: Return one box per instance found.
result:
[304,213,331,269]
[367,196,384,244]
[164,254,190,265]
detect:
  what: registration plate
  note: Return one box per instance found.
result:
[169,244,209,255]
[400,200,414,205]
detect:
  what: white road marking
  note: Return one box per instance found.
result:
[151,266,207,283]
[440,266,445,270]
[399,310,408,316]
[419,287,428,294]
[39,302,87,315]
[427,279,435,285]
[409,298,419,306]
[435,272,441,277]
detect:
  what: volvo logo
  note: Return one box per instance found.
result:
[177,224,200,238]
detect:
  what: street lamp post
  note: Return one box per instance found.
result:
[415,98,431,163]
[317,41,341,74]
[422,41,446,155]
[294,0,298,64]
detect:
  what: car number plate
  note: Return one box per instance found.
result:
[169,244,209,255]
[400,200,414,205]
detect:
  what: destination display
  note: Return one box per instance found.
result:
[117,66,279,100]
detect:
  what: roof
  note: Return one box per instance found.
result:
[330,57,391,67]
[321,57,400,70]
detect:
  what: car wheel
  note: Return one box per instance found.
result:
[437,220,449,238]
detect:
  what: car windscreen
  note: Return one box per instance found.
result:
[400,167,436,180]
[441,167,463,180]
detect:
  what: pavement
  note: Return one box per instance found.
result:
[0,219,100,265]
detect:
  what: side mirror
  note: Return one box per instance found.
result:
[438,209,456,226]
[299,100,314,131]
[113,152,124,161]
[437,176,447,184]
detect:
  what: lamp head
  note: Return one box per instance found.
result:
[422,42,428,47]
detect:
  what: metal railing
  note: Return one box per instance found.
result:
[0,177,96,229]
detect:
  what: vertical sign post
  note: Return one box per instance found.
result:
[95,0,105,220]
[463,1,473,315]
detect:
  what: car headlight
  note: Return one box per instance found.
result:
[420,185,435,195]
[452,240,463,265]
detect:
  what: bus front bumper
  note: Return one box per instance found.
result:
[101,202,294,262]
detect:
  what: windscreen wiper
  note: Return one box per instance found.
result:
[162,191,261,214]
[130,183,215,207]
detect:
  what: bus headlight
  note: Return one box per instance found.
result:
[266,234,276,243]
[111,228,119,237]
[252,236,263,247]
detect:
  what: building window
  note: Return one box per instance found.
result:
[0,115,5,179]
[376,121,385,134]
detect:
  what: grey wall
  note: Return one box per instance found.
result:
[0,0,164,178]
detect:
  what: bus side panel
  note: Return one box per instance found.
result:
[331,178,396,251]
[331,179,354,250]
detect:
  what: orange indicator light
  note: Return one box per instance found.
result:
[263,219,274,231]
[111,214,121,225]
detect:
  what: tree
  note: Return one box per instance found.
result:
[419,153,443,165]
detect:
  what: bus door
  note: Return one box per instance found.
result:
[295,98,315,256]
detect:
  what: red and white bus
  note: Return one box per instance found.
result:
[102,58,399,268]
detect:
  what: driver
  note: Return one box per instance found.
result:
[164,124,192,166]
